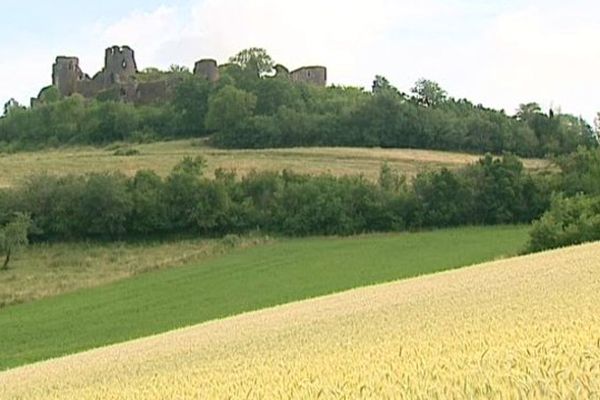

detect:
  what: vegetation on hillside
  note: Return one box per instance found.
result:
[528,194,600,252]
[0,140,596,259]
[0,213,31,270]
[0,141,551,189]
[0,154,550,242]
[527,147,600,251]
[1,49,597,157]
[0,226,528,370]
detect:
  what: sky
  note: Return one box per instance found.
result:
[1,0,598,123]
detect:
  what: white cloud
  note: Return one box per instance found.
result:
[474,4,600,120]
[95,6,183,68]
[0,49,54,106]
[2,0,598,123]
[186,0,388,78]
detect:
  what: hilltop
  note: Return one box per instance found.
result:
[2,47,596,157]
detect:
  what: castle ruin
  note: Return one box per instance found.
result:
[52,57,85,97]
[34,46,327,106]
[194,59,220,82]
[290,66,327,87]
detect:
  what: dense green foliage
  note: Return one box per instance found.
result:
[0,226,528,370]
[526,147,600,251]
[527,194,600,252]
[0,155,549,242]
[0,213,31,270]
[554,146,600,196]
[1,49,597,156]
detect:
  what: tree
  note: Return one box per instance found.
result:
[172,75,212,136]
[229,48,274,77]
[128,170,168,234]
[164,157,206,230]
[3,98,24,117]
[138,67,167,82]
[74,173,133,238]
[38,86,61,104]
[0,213,32,270]
[527,194,600,252]
[556,114,597,151]
[594,112,600,143]
[378,162,406,193]
[413,168,469,227]
[372,75,399,95]
[515,102,542,122]
[205,85,257,135]
[350,89,404,147]
[411,79,447,107]
[169,64,190,74]
[555,146,600,196]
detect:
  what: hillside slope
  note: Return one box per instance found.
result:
[2,242,599,399]
[0,140,551,188]
[0,226,526,370]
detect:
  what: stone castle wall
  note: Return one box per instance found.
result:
[290,66,327,87]
[38,46,327,106]
[52,57,85,97]
[194,59,220,82]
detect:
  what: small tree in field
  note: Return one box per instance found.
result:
[0,213,32,271]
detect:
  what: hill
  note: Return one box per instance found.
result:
[1,241,598,398]
[0,140,551,188]
[3,47,596,158]
[0,226,527,370]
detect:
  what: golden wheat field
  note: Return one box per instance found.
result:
[1,242,599,399]
[0,140,552,188]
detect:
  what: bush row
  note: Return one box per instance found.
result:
[0,155,551,242]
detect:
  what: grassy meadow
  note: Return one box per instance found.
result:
[0,140,552,188]
[2,241,598,399]
[0,225,528,370]
[0,234,271,308]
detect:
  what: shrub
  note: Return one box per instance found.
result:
[113,148,140,156]
[527,194,600,252]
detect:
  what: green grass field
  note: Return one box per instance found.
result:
[0,226,528,371]
[0,234,271,308]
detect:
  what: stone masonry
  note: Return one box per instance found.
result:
[36,46,327,106]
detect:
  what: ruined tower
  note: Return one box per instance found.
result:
[38,45,329,107]
[101,46,138,86]
[290,66,327,86]
[194,59,220,82]
[52,57,84,97]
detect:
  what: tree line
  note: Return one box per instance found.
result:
[1,49,597,157]
[0,154,550,244]
[1,147,600,262]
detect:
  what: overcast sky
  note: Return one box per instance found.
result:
[1,0,598,123]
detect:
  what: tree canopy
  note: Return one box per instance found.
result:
[229,47,274,77]
[0,47,597,157]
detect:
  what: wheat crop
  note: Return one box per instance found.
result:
[1,242,599,399]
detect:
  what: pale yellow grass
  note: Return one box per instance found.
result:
[0,140,552,187]
[2,243,599,399]
[0,235,270,307]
